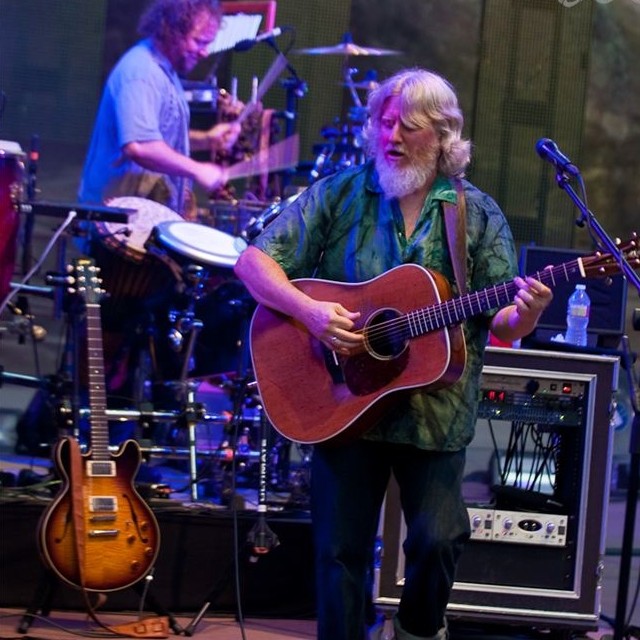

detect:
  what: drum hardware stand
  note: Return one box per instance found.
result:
[162,262,212,501]
[171,314,205,502]
[182,403,279,638]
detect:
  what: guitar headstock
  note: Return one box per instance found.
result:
[72,257,105,304]
[581,234,639,279]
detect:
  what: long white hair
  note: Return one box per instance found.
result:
[363,68,471,178]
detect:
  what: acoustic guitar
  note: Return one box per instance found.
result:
[249,239,639,445]
[39,257,160,592]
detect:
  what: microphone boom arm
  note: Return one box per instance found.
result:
[555,173,640,293]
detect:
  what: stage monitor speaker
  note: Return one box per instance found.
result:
[519,244,628,348]
[374,346,619,633]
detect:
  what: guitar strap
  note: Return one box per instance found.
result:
[67,437,168,639]
[442,177,468,295]
[68,436,87,587]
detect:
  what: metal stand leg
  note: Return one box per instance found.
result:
[173,317,204,502]
[613,335,640,640]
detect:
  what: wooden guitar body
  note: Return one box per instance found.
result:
[37,258,160,592]
[250,264,466,445]
[39,437,160,592]
[249,240,639,445]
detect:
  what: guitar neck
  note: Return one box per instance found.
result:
[406,257,585,337]
[86,302,110,462]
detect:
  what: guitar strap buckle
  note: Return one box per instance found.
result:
[109,615,170,638]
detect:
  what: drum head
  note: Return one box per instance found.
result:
[100,196,182,257]
[153,221,245,268]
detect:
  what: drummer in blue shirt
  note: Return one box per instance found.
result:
[78,0,240,219]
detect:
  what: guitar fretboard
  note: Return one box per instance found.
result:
[86,301,110,462]
[384,258,585,341]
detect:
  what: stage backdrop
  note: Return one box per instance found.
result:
[0,0,638,251]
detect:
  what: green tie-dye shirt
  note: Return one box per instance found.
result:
[252,162,518,451]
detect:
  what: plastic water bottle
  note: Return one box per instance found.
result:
[565,284,590,346]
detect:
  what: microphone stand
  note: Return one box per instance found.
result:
[614,335,640,640]
[263,34,307,192]
[553,167,640,639]
[554,170,640,287]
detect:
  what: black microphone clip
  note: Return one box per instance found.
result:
[233,27,283,52]
[535,138,580,177]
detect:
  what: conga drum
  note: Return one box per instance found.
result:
[0,141,25,301]
[146,220,249,377]
[89,196,183,319]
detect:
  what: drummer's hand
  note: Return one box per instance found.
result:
[192,162,229,192]
[217,90,245,118]
[306,300,364,355]
[207,121,241,153]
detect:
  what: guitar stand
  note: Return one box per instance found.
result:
[17,565,184,635]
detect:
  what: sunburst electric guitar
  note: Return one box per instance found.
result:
[250,238,639,446]
[39,258,160,592]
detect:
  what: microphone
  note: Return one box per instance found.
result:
[535,138,580,177]
[233,27,283,52]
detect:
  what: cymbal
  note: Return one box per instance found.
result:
[340,79,380,90]
[295,42,400,56]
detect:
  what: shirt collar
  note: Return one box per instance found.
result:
[145,38,175,77]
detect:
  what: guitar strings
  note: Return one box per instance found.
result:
[344,241,639,346]
[352,258,591,345]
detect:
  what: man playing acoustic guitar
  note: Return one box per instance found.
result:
[234,68,552,640]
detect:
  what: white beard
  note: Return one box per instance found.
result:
[375,149,436,200]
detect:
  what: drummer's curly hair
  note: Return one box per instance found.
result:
[138,0,222,45]
[363,68,471,178]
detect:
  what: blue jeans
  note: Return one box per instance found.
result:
[311,440,470,640]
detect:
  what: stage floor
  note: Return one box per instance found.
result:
[0,610,316,640]
[0,449,638,639]
[0,608,629,639]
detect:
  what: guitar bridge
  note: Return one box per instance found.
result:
[88,529,119,538]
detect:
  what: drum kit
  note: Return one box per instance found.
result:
[0,34,401,507]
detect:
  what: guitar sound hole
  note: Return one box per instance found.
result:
[366,309,407,359]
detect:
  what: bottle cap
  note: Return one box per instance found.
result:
[576,284,586,289]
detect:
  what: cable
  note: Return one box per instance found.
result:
[0,209,76,317]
